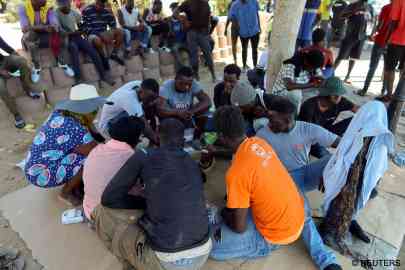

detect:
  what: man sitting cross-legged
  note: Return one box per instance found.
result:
[157,66,211,139]
[117,0,152,57]
[95,118,211,270]
[82,0,126,67]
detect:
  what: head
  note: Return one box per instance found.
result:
[312,28,326,48]
[31,0,47,10]
[95,0,107,11]
[138,79,160,106]
[265,96,297,133]
[108,116,145,148]
[174,66,194,93]
[230,81,258,114]
[214,106,246,152]
[159,118,185,147]
[302,50,324,72]
[125,0,134,10]
[169,2,179,13]
[61,110,99,129]
[318,77,347,105]
[152,0,162,14]
[223,64,241,92]
[57,0,72,14]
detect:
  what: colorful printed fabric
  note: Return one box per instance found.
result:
[24,111,94,188]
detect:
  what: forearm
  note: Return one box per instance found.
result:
[189,100,211,115]
[157,107,180,118]
[285,82,316,91]
[0,36,16,54]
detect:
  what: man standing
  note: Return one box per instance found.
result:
[213,64,241,108]
[229,0,261,71]
[359,0,392,96]
[177,0,216,82]
[82,0,125,67]
[98,79,160,144]
[97,118,211,270]
[333,0,370,83]
[19,0,74,83]
[56,0,114,85]
[118,0,152,56]
[0,36,40,128]
[383,0,405,96]
[296,0,321,49]
[157,67,211,136]
[319,0,332,47]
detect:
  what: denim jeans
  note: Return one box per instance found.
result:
[209,212,279,261]
[363,43,386,93]
[67,35,106,80]
[289,156,338,270]
[124,26,152,49]
[187,30,214,76]
[160,254,209,270]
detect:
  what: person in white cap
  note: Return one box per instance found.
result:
[24,84,105,206]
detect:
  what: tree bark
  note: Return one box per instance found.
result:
[266,0,307,92]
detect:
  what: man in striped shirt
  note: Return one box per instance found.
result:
[82,0,125,67]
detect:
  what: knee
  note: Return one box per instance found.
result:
[92,37,104,49]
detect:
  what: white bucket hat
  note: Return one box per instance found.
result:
[55,84,106,114]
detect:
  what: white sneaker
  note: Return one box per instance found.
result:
[31,68,41,83]
[58,62,75,78]
[9,70,21,77]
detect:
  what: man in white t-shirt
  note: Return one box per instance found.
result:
[98,79,160,144]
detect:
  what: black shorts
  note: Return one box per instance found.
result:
[337,38,365,60]
[385,44,405,71]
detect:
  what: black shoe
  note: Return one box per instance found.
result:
[14,115,26,129]
[350,220,371,243]
[101,56,110,70]
[324,263,342,270]
[370,188,378,199]
[110,53,125,66]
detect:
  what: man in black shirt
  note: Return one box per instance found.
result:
[96,118,211,270]
[299,77,358,157]
[333,0,370,83]
[213,64,241,108]
[177,0,216,82]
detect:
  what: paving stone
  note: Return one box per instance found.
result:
[38,68,54,92]
[109,61,127,79]
[80,63,100,82]
[125,56,143,74]
[45,88,69,106]
[50,67,75,88]
[15,96,46,122]
[38,49,56,68]
[160,64,175,79]
[159,51,175,65]
[142,68,160,81]
[378,163,405,197]
[100,77,123,91]
[143,52,160,69]
[122,72,143,83]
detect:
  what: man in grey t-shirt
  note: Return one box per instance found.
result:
[158,67,211,137]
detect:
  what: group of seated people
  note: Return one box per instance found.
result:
[21,39,393,268]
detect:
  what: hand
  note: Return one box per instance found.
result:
[312,77,324,87]
[176,111,192,121]
[45,26,56,33]
[0,69,11,79]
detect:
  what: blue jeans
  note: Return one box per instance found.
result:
[160,254,209,270]
[124,26,152,49]
[68,35,106,80]
[362,43,386,93]
[289,156,338,270]
[209,212,279,261]
[187,30,214,75]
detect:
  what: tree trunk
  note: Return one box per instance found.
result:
[265,0,307,92]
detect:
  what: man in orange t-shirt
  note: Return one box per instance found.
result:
[384,0,405,96]
[209,106,342,270]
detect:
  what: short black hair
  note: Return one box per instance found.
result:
[175,66,194,79]
[312,28,326,44]
[304,49,324,69]
[214,106,246,139]
[264,95,296,115]
[169,2,179,9]
[108,116,145,148]
[224,64,242,79]
[159,118,185,146]
[141,79,159,94]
